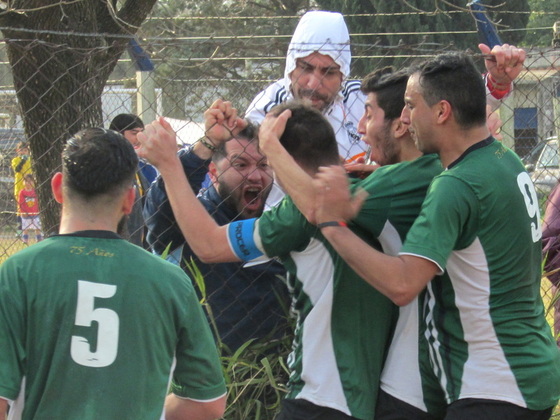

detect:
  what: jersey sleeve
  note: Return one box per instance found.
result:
[0,259,27,401]
[225,197,314,261]
[400,174,479,272]
[170,275,226,401]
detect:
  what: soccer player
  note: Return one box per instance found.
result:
[314,52,560,419]
[0,128,226,420]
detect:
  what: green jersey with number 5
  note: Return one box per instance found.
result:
[401,138,560,410]
[0,231,225,420]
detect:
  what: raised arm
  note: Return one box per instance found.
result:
[137,114,240,264]
[258,110,318,221]
[480,43,526,108]
[313,165,438,306]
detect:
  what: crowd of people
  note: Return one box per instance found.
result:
[1,9,559,420]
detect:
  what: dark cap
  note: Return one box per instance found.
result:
[109,114,144,133]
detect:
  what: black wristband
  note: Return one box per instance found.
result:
[317,221,348,229]
[199,136,217,152]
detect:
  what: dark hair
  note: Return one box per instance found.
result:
[109,114,144,133]
[212,123,259,163]
[62,128,138,198]
[412,53,487,128]
[269,101,340,171]
[361,66,409,121]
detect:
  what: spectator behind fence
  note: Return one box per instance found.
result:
[138,101,399,419]
[313,52,560,419]
[18,173,42,245]
[542,182,560,346]
[246,10,366,165]
[11,141,33,239]
[246,10,516,169]
[0,128,226,420]
[109,113,155,248]
[143,100,289,353]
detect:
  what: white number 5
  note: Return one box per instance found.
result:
[71,280,119,367]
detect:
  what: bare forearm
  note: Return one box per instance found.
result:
[158,159,235,263]
[0,398,7,418]
[165,394,226,420]
[321,226,434,306]
[266,142,316,220]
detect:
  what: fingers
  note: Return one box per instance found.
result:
[483,43,526,84]
[259,110,292,151]
[478,43,491,56]
[204,99,247,142]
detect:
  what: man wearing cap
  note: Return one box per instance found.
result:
[109,113,156,247]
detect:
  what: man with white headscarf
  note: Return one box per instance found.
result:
[246,10,366,164]
[246,10,515,168]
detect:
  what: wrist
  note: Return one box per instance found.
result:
[317,220,348,229]
[486,74,511,98]
[199,136,217,152]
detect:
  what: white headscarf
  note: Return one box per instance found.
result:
[283,11,352,89]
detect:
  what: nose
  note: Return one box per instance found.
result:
[246,165,263,182]
[357,113,366,135]
[306,71,322,90]
[400,106,411,125]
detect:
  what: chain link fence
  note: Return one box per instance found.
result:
[0,9,560,414]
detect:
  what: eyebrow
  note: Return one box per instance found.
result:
[297,58,341,72]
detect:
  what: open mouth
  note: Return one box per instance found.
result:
[243,187,264,210]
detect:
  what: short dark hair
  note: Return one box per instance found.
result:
[212,123,259,163]
[109,114,144,133]
[412,53,487,128]
[62,128,138,199]
[361,66,409,121]
[269,101,340,171]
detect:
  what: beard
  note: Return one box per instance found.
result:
[218,179,272,220]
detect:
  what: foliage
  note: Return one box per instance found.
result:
[139,0,313,119]
[185,257,292,420]
[523,0,559,47]
[315,0,530,73]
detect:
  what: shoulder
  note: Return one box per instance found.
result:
[341,80,364,103]
[246,80,288,121]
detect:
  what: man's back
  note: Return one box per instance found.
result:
[0,232,225,420]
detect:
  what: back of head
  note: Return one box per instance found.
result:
[109,114,144,134]
[361,67,409,121]
[284,11,351,83]
[412,53,487,128]
[62,128,138,200]
[270,101,340,172]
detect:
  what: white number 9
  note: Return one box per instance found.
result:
[517,172,542,243]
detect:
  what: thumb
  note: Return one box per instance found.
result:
[478,43,491,55]
[349,187,368,217]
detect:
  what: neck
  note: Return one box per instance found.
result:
[438,125,490,168]
[58,206,121,235]
[399,137,423,163]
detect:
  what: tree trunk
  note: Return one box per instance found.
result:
[0,0,156,235]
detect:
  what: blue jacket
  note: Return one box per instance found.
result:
[143,147,289,351]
